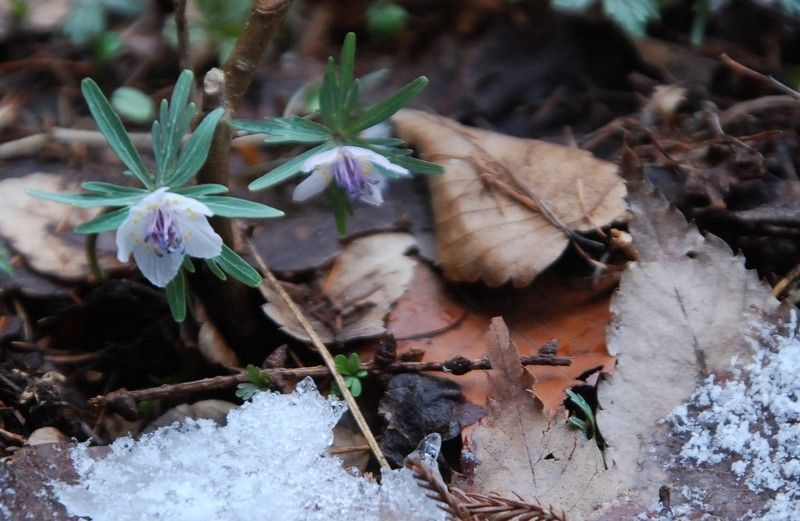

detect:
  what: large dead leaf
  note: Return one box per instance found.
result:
[0,173,118,280]
[460,166,783,519]
[392,109,627,287]
[262,232,417,344]
[387,262,615,410]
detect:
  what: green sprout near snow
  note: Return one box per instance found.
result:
[233,32,443,235]
[236,364,271,401]
[330,353,369,398]
[565,388,608,468]
[28,70,283,322]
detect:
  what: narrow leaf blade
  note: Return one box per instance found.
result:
[346,76,428,134]
[164,270,187,322]
[248,141,335,191]
[169,107,225,188]
[74,206,130,234]
[215,245,262,287]
[81,78,152,188]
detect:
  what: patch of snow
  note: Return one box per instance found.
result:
[665,312,800,520]
[52,378,447,521]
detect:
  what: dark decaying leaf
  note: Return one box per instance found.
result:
[378,373,484,468]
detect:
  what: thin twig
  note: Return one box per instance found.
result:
[88,353,570,406]
[720,54,800,101]
[245,233,392,469]
[191,1,293,363]
[0,128,153,160]
[173,0,190,71]
[223,0,293,111]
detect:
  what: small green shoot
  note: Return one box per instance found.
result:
[565,388,607,469]
[236,364,271,401]
[330,353,369,398]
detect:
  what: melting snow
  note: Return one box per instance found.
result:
[53,378,447,521]
[665,313,800,520]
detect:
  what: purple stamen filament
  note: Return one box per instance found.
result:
[145,208,184,257]
[331,151,378,200]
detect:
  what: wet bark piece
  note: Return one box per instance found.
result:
[393,109,626,287]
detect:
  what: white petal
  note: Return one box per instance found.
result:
[341,145,385,162]
[133,245,184,288]
[175,213,223,258]
[343,145,410,176]
[115,207,147,262]
[358,122,392,140]
[292,169,331,202]
[300,147,341,173]
[360,180,385,206]
[162,192,214,217]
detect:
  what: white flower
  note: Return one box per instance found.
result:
[116,188,222,287]
[292,146,409,206]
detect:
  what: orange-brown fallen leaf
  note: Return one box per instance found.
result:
[393,109,627,288]
[387,262,615,410]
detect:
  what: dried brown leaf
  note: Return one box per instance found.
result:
[262,232,417,344]
[0,173,117,280]
[461,167,782,519]
[392,110,626,287]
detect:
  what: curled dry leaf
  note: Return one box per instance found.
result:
[392,109,627,287]
[460,163,782,519]
[262,232,417,344]
[0,173,117,280]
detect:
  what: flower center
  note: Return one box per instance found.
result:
[331,151,378,200]
[146,208,184,257]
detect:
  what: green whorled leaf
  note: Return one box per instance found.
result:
[204,257,227,280]
[231,116,331,144]
[157,70,195,184]
[198,196,284,219]
[168,107,225,188]
[248,141,335,191]
[111,87,155,124]
[164,270,187,322]
[345,76,428,134]
[152,118,164,174]
[215,245,262,287]
[74,206,130,234]
[182,256,196,273]
[356,370,368,378]
[81,78,152,189]
[26,189,144,208]
[361,137,405,147]
[81,182,148,195]
[173,184,229,197]
[342,79,360,123]
[348,377,362,397]
[319,58,339,130]
[339,32,356,94]
[383,153,444,175]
